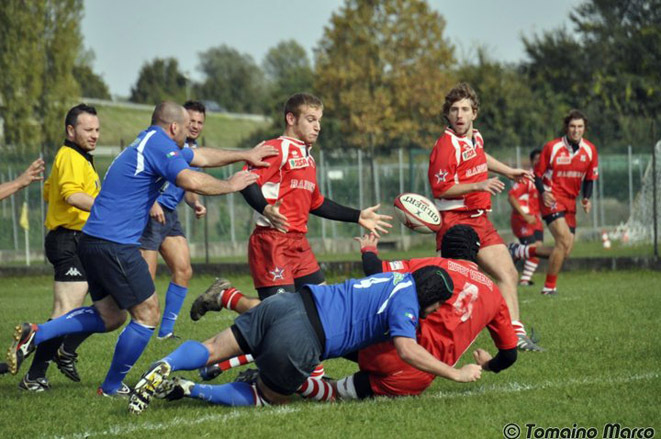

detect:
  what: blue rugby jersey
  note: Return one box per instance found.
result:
[156,140,198,210]
[83,126,194,244]
[307,272,420,359]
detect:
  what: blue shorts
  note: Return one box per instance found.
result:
[79,234,155,309]
[139,205,185,251]
[232,292,323,395]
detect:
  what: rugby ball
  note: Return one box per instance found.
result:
[394,193,442,234]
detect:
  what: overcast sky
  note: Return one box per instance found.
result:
[82,0,583,97]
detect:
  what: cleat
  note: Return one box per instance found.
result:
[156,333,181,341]
[53,347,80,382]
[18,374,50,392]
[97,382,132,398]
[235,368,259,385]
[190,278,232,321]
[540,287,557,296]
[508,243,522,262]
[0,362,8,375]
[7,323,38,375]
[529,327,541,344]
[199,363,223,381]
[128,361,171,414]
[517,334,544,352]
[519,279,534,286]
[156,377,194,401]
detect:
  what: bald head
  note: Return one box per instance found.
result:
[151,101,189,147]
[151,101,187,127]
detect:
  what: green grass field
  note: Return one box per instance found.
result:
[1,269,659,439]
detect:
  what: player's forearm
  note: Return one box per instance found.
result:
[361,251,383,276]
[177,171,238,196]
[184,191,200,208]
[394,337,460,381]
[66,193,95,211]
[0,180,23,201]
[582,180,594,199]
[439,183,481,198]
[485,154,512,177]
[508,195,527,216]
[310,198,361,222]
[190,147,250,168]
[485,348,517,373]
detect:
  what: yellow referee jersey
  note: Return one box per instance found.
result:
[44,140,100,231]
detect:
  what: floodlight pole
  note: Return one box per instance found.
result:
[653,140,659,258]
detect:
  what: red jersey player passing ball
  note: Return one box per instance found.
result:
[427,83,541,351]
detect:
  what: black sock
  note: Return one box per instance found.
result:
[27,336,63,378]
[61,332,93,355]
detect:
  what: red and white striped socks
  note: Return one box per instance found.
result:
[520,257,539,284]
[217,354,254,373]
[297,365,335,402]
[511,320,527,337]
[219,287,244,311]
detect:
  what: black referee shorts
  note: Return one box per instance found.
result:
[45,228,87,282]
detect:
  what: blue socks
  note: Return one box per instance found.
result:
[163,340,210,372]
[34,307,105,345]
[158,282,188,338]
[190,382,256,406]
[100,320,154,394]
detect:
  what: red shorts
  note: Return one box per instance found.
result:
[540,196,577,229]
[358,342,434,397]
[248,227,320,289]
[510,214,543,240]
[435,210,504,251]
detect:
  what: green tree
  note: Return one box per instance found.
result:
[40,0,83,153]
[315,0,455,151]
[130,58,187,105]
[263,40,314,118]
[0,1,46,152]
[196,45,266,113]
[74,48,111,100]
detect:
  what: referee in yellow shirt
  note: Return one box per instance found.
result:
[19,104,101,392]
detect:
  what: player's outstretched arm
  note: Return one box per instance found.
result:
[190,142,278,168]
[486,153,533,182]
[354,234,383,276]
[0,158,45,201]
[393,336,482,383]
[358,204,393,237]
[176,169,258,196]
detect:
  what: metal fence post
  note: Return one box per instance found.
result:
[599,164,606,226]
[628,145,633,215]
[229,165,236,245]
[9,168,19,251]
[373,156,381,204]
[320,150,326,241]
[398,148,405,237]
[592,179,599,229]
[358,148,364,236]
[516,146,521,169]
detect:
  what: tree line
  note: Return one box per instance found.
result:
[1,0,659,157]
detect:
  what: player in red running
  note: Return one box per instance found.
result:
[532,110,598,296]
[428,83,541,351]
[507,148,552,286]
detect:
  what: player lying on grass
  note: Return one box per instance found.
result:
[128,263,482,413]
[185,225,518,401]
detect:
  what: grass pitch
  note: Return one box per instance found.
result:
[1,269,659,439]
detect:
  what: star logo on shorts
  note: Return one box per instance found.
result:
[435,170,448,183]
[269,267,285,281]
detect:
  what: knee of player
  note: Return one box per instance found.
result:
[103,309,128,331]
[173,264,193,283]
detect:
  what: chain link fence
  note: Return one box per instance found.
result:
[1,143,658,263]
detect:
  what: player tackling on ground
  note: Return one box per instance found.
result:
[428,82,541,351]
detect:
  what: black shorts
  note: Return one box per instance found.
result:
[45,228,86,282]
[139,205,185,251]
[232,292,323,395]
[78,234,155,310]
[518,230,544,245]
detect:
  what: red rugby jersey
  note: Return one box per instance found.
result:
[534,136,599,200]
[508,171,541,219]
[428,128,491,212]
[377,257,518,367]
[245,136,324,233]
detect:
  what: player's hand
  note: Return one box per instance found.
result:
[524,213,537,225]
[245,141,278,167]
[17,158,45,188]
[354,233,379,251]
[263,199,289,233]
[359,204,393,238]
[455,364,482,382]
[509,168,534,183]
[581,198,591,214]
[542,191,555,207]
[193,200,207,219]
[228,170,259,192]
[150,202,166,224]
[472,348,493,369]
[476,177,505,195]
